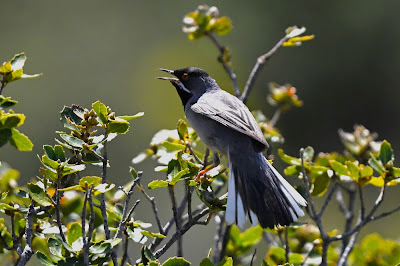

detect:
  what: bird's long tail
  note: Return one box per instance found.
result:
[225,152,307,229]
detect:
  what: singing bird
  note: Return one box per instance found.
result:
[157,67,307,229]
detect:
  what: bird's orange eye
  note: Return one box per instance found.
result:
[182,73,189,81]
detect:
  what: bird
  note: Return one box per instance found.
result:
[157,67,307,229]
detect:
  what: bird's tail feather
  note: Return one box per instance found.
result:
[226,153,307,229]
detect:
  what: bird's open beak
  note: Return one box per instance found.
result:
[156,68,179,82]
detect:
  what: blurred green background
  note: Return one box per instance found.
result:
[1,1,400,264]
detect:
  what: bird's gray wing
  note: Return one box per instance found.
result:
[191,90,269,150]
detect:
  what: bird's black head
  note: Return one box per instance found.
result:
[157,67,218,106]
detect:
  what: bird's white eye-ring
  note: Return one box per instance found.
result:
[182,73,189,81]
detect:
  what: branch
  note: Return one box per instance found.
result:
[98,140,118,266]
[218,224,231,262]
[153,207,210,259]
[140,187,164,234]
[318,180,338,217]
[82,187,90,266]
[212,213,225,264]
[16,201,35,266]
[269,108,282,128]
[207,33,240,97]
[115,174,141,239]
[250,248,257,266]
[337,217,361,266]
[55,176,66,243]
[241,34,291,103]
[169,186,183,257]
[121,234,130,266]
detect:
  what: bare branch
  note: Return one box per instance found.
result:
[218,224,232,262]
[55,176,66,243]
[169,186,183,257]
[337,216,361,266]
[318,180,338,217]
[140,187,164,234]
[250,248,257,266]
[212,213,225,264]
[284,228,290,263]
[241,34,291,103]
[16,201,35,266]
[186,143,202,164]
[207,33,240,97]
[269,108,282,128]
[82,187,89,266]
[154,207,210,259]
[115,174,141,239]
[121,234,130,266]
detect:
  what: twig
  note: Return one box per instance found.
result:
[319,180,338,217]
[55,176,66,243]
[149,194,188,251]
[140,187,164,234]
[169,186,183,257]
[203,148,210,167]
[187,185,193,222]
[115,174,141,239]
[98,141,118,266]
[241,34,291,103]
[337,216,361,266]
[269,108,282,128]
[358,185,365,220]
[250,248,257,266]
[153,207,210,259]
[218,224,231,262]
[16,201,35,266]
[121,234,130,266]
[284,228,290,263]
[212,213,225,264]
[186,143,202,164]
[300,243,315,266]
[82,187,89,266]
[87,190,95,247]
[207,33,240,97]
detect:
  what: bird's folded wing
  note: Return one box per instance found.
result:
[191,91,269,148]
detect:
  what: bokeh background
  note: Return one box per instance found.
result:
[1,1,400,264]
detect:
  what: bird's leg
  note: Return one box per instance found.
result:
[195,152,220,182]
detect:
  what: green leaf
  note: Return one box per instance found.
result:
[37,251,56,266]
[54,145,66,162]
[360,165,373,178]
[48,237,63,259]
[303,146,314,161]
[93,183,115,195]
[60,134,84,148]
[266,247,286,265]
[43,145,56,160]
[89,238,121,254]
[148,180,169,189]
[79,176,102,188]
[41,155,60,170]
[177,119,189,141]
[216,257,233,266]
[118,112,144,121]
[0,61,12,73]
[27,183,53,207]
[67,222,82,247]
[108,119,129,134]
[170,168,190,185]
[329,160,349,176]
[379,140,393,165]
[0,95,18,109]
[278,149,301,165]
[240,226,263,247]
[212,16,232,35]
[58,185,83,192]
[10,53,26,71]
[129,167,138,179]
[162,257,191,266]
[199,258,214,266]
[141,230,166,239]
[289,253,304,264]
[61,164,86,176]
[60,105,83,131]
[9,128,33,151]
[141,246,156,265]
[92,101,108,125]
[346,161,360,179]
[162,141,186,151]
[0,128,11,148]
[0,113,25,128]
[369,156,385,175]
[311,172,330,196]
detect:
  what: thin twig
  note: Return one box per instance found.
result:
[218,224,231,262]
[319,180,338,217]
[187,185,193,222]
[149,194,188,251]
[284,228,290,263]
[153,207,210,259]
[121,234,130,266]
[358,185,365,220]
[269,108,282,128]
[140,187,164,234]
[300,243,315,266]
[250,248,257,266]
[16,201,35,266]
[337,216,361,266]
[241,34,291,103]
[169,186,183,257]
[203,148,211,167]
[87,189,95,246]
[186,143,202,164]
[115,174,141,239]
[207,33,240,97]
[56,176,66,243]
[212,213,225,264]
[82,187,89,266]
